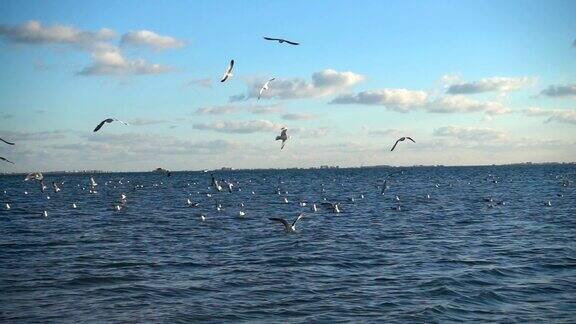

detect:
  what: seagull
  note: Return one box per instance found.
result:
[5,203,10,210]
[25,172,45,192]
[269,213,304,233]
[263,37,299,45]
[390,137,416,151]
[258,78,275,100]
[43,210,48,218]
[220,59,234,82]
[276,127,289,150]
[321,202,341,213]
[0,137,15,145]
[0,156,14,164]
[72,203,77,209]
[93,118,129,132]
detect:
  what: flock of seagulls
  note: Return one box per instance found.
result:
[2,169,570,233]
[1,36,417,166]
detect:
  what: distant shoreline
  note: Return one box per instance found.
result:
[1,162,574,176]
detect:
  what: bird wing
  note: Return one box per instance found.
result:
[228,60,234,73]
[406,137,415,143]
[281,141,286,150]
[292,214,304,227]
[269,217,290,229]
[390,139,401,151]
[281,128,287,137]
[115,119,129,126]
[93,119,108,132]
[0,138,15,145]
[258,86,265,100]
[220,74,229,82]
[284,40,300,45]
[0,157,14,164]
[263,37,280,41]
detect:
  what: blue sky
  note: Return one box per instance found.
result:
[0,0,575,172]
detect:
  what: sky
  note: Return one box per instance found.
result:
[0,0,575,172]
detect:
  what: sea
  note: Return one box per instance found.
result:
[1,164,575,323]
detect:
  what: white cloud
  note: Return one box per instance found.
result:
[523,107,576,125]
[193,120,284,134]
[121,30,184,51]
[0,20,115,46]
[362,127,405,137]
[540,84,576,97]
[433,126,508,141]
[0,20,175,77]
[330,89,428,112]
[126,118,169,126]
[427,95,511,115]
[195,105,237,115]
[232,69,364,101]
[0,130,69,141]
[290,127,331,138]
[78,47,173,76]
[331,89,510,115]
[250,105,283,115]
[447,76,535,94]
[282,113,318,120]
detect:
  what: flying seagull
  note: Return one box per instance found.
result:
[269,213,304,233]
[263,37,299,45]
[390,137,415,151]
[25,172,45,192]
[220,59,234,82]
[0,138,15,145]
[276,127,289,150]
[0,156,14,164]
[25,172,43,181]
[258,78,275,100]
[93,118,129,132]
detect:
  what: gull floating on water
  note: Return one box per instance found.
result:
[220,59,234,82]
[93,118,129,132]
[390,137,415,151]
[269,213,304,233]
[276,127,289,150]
[263,36,299,45]
[0,137,15,145]
[258,78,275,100]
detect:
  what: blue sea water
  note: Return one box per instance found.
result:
[0,164,575,323]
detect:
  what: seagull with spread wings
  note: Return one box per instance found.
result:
[269,213,304,233]
[258,78,275,100]
[390,137,415,151]
[220,59,234,82]
[93,118,129,132]
[263,37,299,45]
[276,127,289,150]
